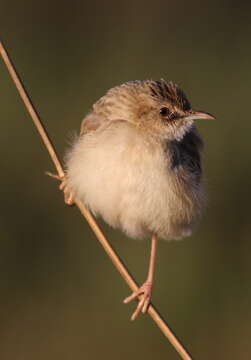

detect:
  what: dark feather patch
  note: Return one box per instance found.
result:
[168,127,203,182]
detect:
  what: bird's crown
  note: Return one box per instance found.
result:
[145,79,191,112]
[94,79,191,120]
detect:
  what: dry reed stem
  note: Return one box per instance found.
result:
[0,40,193,360]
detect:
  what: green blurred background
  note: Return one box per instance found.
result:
[1,1,251,359]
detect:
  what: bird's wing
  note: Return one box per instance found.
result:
[80,112,110,136]
[80,112,126,136]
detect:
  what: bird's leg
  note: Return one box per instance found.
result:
[124,233,158,321]
[46,172,74,205]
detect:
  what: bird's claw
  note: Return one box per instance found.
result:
[124,281,152,321]
[46,172,74,205]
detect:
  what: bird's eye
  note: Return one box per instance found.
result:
[159,107,170,116]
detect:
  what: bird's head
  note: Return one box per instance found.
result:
[93,79,214,141]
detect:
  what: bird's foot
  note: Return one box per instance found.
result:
[46,172,74,205]
[123,280,152,321]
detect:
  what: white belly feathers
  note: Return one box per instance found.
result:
[66,122,196,239]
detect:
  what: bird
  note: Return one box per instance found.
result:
[50,79,214,321]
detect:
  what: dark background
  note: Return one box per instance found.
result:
[1,1,251,359]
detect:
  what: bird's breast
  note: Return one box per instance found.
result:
[66,122,204,240]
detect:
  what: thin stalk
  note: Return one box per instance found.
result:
[0,40,193,360]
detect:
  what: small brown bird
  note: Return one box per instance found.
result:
[56,79,214,320]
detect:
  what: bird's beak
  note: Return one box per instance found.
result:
[184,111,215,121]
